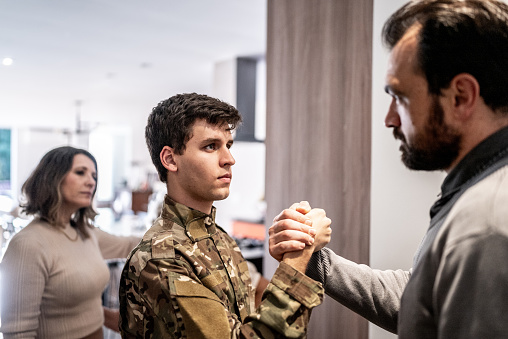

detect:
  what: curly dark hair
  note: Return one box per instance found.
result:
[145,93,242,182]
[383,0,508,115]
[20,146,98,238]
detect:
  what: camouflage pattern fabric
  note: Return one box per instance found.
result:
[119,196,323,338]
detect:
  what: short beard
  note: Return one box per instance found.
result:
[394,96,461,171]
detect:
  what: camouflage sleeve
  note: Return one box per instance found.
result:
[121,245,323,338]
[140,263,322,338]
[238,262,324,338]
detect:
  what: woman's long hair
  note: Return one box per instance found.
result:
[20,146,98,238]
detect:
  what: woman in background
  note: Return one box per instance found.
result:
[0,146,139,339]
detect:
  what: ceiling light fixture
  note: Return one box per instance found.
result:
[2,57,13,66]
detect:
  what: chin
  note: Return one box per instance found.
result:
[213,190,230,201]
[77,202,92,209]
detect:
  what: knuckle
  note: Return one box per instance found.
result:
[281,242,292,252]
[272,212,283,223]
[280,231,292,241]
[268,224,277,235]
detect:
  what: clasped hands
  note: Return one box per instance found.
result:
[269,201,332,262]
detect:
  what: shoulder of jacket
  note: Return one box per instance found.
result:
[151,232,176,259]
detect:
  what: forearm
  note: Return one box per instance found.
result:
[254,276,270,309]
[103,307,119,332]
[307,248,409,333]
[241,262,324,338]
[282,247,314,273]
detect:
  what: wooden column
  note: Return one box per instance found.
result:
[265,0,373,337]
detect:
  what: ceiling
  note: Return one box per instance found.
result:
[0,0,267,130]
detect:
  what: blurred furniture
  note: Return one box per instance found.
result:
[131,190,152,214]
[231,220,265,274]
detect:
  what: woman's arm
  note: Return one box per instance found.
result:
[93,227,141,259]
[1,232,47,337]
[103,307,120,332]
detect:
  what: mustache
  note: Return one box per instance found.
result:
[393,128,407,143]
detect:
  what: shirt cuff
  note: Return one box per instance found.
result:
[306,249,325,284]
[271,262,324,309]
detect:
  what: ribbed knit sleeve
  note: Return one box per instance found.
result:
[93,227,141,259]
[1,229,48,338]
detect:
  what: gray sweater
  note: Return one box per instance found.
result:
[308,166,508,337]
[307,126,508,338]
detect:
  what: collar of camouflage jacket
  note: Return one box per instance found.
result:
[162,195,218,241]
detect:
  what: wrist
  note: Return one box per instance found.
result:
[282,247,313,273]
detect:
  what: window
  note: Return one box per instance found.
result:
[0,129,11,190]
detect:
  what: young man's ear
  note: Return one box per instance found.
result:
[160,146,178,172]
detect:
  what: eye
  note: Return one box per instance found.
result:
[204,143,217,151]
[75,170,85,176]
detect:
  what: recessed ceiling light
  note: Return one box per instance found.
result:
[2,57,13,66]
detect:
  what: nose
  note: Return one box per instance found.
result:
[85,174,96,188]
[220,147,235,167]
[385,98,401,128]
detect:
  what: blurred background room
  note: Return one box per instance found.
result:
[0,0,447,338]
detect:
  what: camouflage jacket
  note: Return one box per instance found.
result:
[119,196,323,338]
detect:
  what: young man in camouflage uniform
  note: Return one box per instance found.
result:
[119,93,332,338]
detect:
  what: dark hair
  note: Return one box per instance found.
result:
[383,0,508,114]
[145,93,242,182]
[20,146,98,238]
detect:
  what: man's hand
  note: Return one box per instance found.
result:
[269,201,332,262]
[306,207,332,252]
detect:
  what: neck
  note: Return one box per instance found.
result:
[166,191,213,215]
[58,206,77,227]
[446,116,508,173]
[58,218,73,228]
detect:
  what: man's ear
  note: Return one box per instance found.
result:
[448,73,480,120]
[160,146,178,172]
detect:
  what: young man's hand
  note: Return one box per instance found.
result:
[269,201,332,272]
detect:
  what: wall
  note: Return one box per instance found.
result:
[265,0,373,337]
[11,129,70,205]
[370,1,445,337]
[211,58,267,233]
[265,0,447,338]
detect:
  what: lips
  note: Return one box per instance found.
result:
[218,173,232,182]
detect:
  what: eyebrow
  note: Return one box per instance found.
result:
[74,166,97,174]
[384,84,403,97]
[201,137,220,144]
[200,137,234,145]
